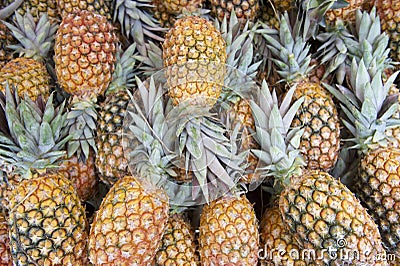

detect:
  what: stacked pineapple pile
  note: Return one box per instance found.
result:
[0,0,399,264]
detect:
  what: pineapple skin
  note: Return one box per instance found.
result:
[210,0,259,23]
[0,22,15,69]
[260,206,309,266]
[0,58,51,101]
[3,0,59,23]
[88,175,170,265]
[291,81,340,172]
[280,170,388,265]
[58,151,98,202]
[96,90,130,186]
[375,0,400,63]
[228,98,261,184]
[325,0,366,25]
[54,10,117,100]
[7,173,89,265]
[154,213,199,265]
[199,194,259,265]
[162,16,227,107]
[152,0,177,28]
[57,0,111,20]
[0,210,11,266]
[163,0,204,14]
[356,147,400,257]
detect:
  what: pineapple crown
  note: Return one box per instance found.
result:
[262,12,313,84]
[124,76,177,197]
[317,7,392,84]
[107,43,139,95]
[164,100,247,204]
[4,11,57,60]
[250,80,305,191]
[0,83,70,178]
[65,99,97,161]
[324,58,400,153]
[114,0,166,56]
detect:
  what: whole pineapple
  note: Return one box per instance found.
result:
[325,57,400,257]
[95,44,137,187]
[54,10,117,161]
[262,12,340,172]
[88,175,169,264]
[251,81,388,265]
[154,212,199,265]
[57,0,111,20]
[89,74,173,264]
[162,15,227,108]
[199,192,259,265]
[163,0,204,15]
[0,85,89,265]
[0,12,57,101]
[8,173,89,265]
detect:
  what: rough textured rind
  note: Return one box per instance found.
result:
[88,175,169,265]
[199,194,259,265]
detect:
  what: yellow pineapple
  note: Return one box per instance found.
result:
[88,175,170,264]
[54,10,117,161]
[251,81,388,265]
[0,85,89,265]
[154,212,199,265]
[325,0,366,25]
[325,57,400,258]
[259,205,309,265]
[58,149,98,202]
[199,193,259,265]
[209,0,259,23]
[162,16,227,108]
[0,12,56,101]
[163,0,204,14]
[95,44,137,187]
[262,12,340,172]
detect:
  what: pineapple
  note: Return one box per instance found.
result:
[3,0,59,23]
[54,10,117,161]
[259,205,308,265]
[262,12,341,172]
[0,21,14,69]
[209,0,259,24]
[0,85,89,265]
[88,175,170,264]
[57,0,111,20]
[113,0,166,56]
[152,0,177,28]
[251,80,388,265]
[8,173,89,265]
[199,193,259,265]
[375,0,400,63]
[89,74,174,264]
[0,12,57,101]
[58,149,97,202]
[95,44,138,187]
[162,15,227,108]
[325,0,365,25]
[154,212,199,265]
[0,210,11,265]
[325,57,400,257]
[215,12,263,186]
[163,0,204,15]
